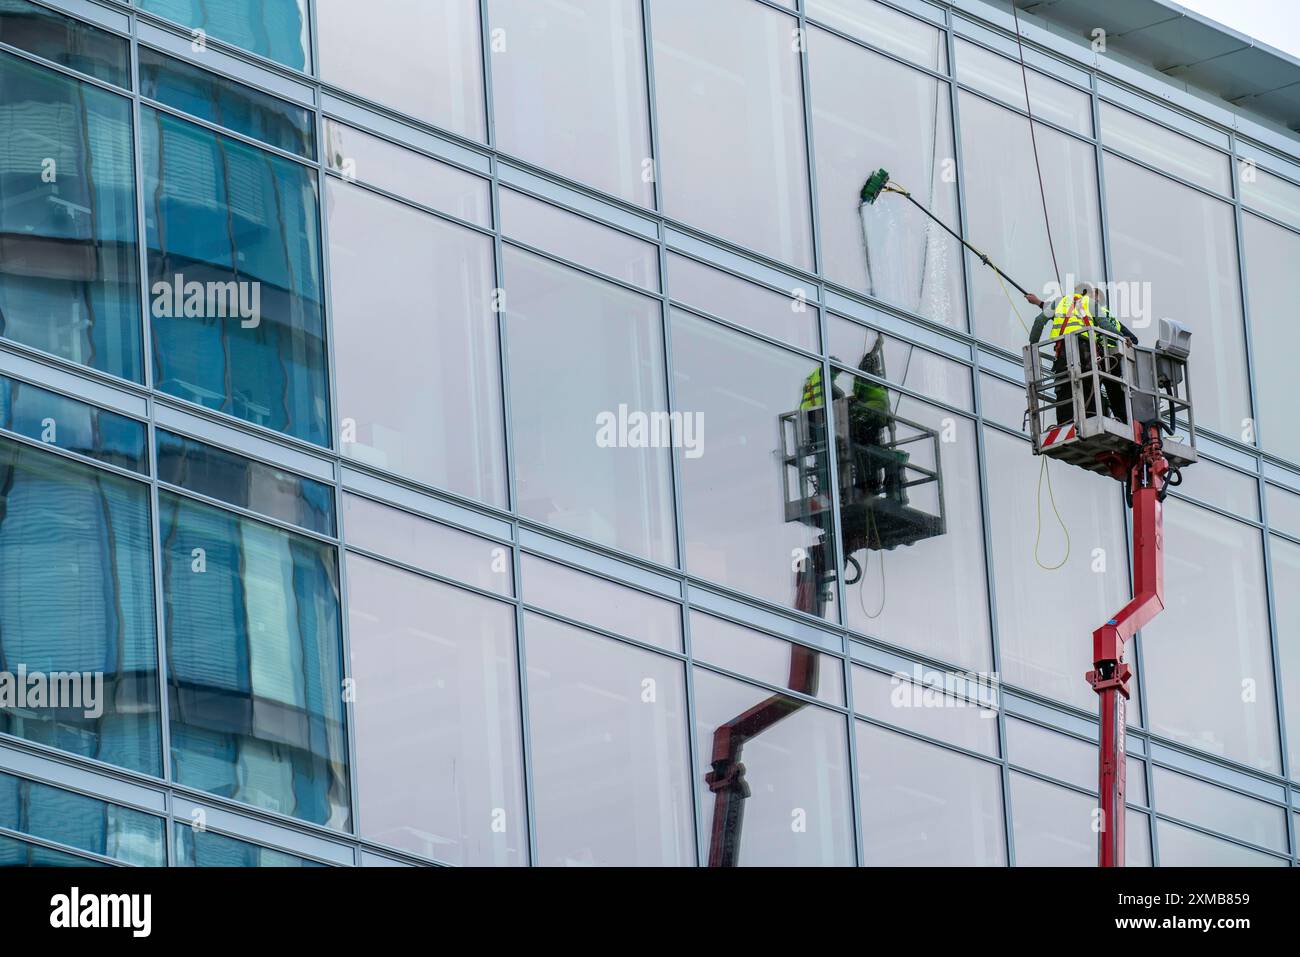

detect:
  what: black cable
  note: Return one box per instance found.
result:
[1011,1,1062,291]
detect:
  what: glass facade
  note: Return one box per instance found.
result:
[0,0,1293,867]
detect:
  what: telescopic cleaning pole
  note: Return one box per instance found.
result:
[860,168,1036,299]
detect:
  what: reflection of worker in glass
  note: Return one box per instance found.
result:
[849,343,905,505]
[798,365,841,508]
[1026,281,1138,425]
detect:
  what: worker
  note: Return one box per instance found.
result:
[850,346,906,505]
[1025,282,1138,425]
[798,364,844,505]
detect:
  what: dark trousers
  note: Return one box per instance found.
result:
[1052,347,1128,425]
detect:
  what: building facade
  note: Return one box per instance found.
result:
[0,0,1297,866]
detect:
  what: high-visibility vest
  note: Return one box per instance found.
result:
[800,368,828,411]
[854,375,889,413]
[1049,293,1094,339]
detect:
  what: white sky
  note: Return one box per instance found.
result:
[1175,0,1300,60]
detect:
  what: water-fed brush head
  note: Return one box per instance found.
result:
[860,168,890,204]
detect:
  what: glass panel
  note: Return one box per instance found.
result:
[0,831,107,866]
[0,437,159,774]
[157,430,335,535]
[138,0,310,71]
[173,824,324,866]
[1152,766,1286,852]
[138,46,314,159]
[342,493,511,597]
[1156,819,1287,866]
[317,0,484,140]
[525,613,694,866]
[959,91,1104,354]
[955,39,1091,134]
[694,667,854,866]
[851,664,998,755]
[692,610,843,706]
[811,26,964,329]
[1268,535,1300,778]
[807,0,945,71]
[985,429,1133,714]
[0,0,129,86]
[1010,773,1151,866]
[522,553,681,653]
[1142,500,1278,773]
[1171,456,1259,520]
[0,374,146,473]
[1100,102,1230,195]
[653,0,813,268]
[667,252,817,352]
[1243,213,1300,463]
[0,52,141,381]
[500,189,658,292]
[323,120,490,226]
[1240,166,1300,230]
[504,248,675,565]
[672,312,837,619]
[839,381,991,670]
[144,107,329,445]
[828,316,972,410]
[347,553,525,865]
[979,373,1029,434]
[0,769,165,866]
[1104,154,1249,440]
[1267,484,1300,540]
[488,0,652,207]
[160,490,350,828]
[327,178,506,505]
[857,720,1005,864]
[1007,718,1094,789]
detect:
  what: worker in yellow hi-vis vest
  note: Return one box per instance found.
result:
[1025,281,1138,425]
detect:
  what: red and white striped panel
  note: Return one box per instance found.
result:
[1041,424,1077,448]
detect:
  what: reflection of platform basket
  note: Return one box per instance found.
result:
[780,396,946,552]
[1023,329,1197,478]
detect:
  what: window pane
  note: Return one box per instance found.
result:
[840,384,991,671]
[1156,818,1287,866]
[1243,213,1300,463]
[144,107,329,445]
[522,553,681,653]
[851,665,998,755]
[347,553,525,865]
[986,429,1132,714]
[979,374,1029,435]
[505,248,675,565]
[695,667,853,866]
[653,0,813,268]
[1267,484,1300,540]
[0,53,141,381]
[161,490,350,828]
[137,0,310,70]
[0,770,165,867]
[157,430,335,535]
[1103,154,1249,439]
[857,720,1005,865]
[327,178,506,505]
[955,40,1091,134]
[959,92,1104,353]
[1100,102,1230,195]
[0,831,107,866]
[1152,766,1286,852]
[0,437,159,774]
[342,493,511,597]
[1010,772,1151,866]
[672,312,837,619]
[323,120,490,226]
[500,189,658,292]
[667,252,817,352]
[526,614,694,866]
[0,0,129,86]
[828,316,972,410]
[1171,456,1259,521]
[317,0,484,140]
[174,824,324,866]
[1241,166,1300,230]
[138,46,314,159]
[807,0,945,72]
[811,27,963,329]
[1268,535,1300,779]
[692,610,843,706]
[1142,500,1278,773]
[488,0,652,206]
[0,375,147,473]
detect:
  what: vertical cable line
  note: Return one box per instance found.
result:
[1010,1,1061,289]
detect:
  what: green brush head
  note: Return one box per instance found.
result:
[861,168,890,204]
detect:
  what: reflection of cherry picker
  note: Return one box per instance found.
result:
[704,346,946,866]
